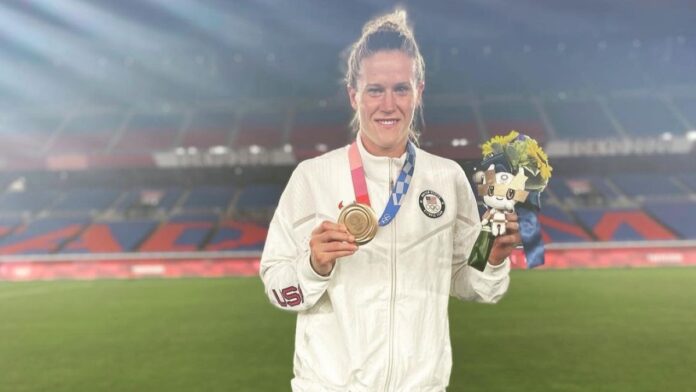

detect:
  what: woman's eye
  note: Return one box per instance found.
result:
[395,86,410,95]
[366,88,383,96]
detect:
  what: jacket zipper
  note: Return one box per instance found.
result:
[384,159,396,391]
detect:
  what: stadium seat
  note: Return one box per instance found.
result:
[0,218,21,239]
[51,189,122,213]
[573,208,676,241]
[609,174,687,198]
[642,200,696,239]
[0,191,58,214]
[180,186,236,212]
[235,184,282,211]
[0,218,88,254]
[113,188,183,213]
[548,176,619,203]
[677,174,696,192]
[139,215,217,252]
[205,221,268,251]
[538,205,593,243]
[62,220,158,253]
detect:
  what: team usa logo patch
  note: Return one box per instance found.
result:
[418,190,445,218]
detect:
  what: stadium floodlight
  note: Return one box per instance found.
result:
[7,177,25,193]
[249,145,261,155]
[686,130,696,141]
[209,145,228,155]
[175,147,186,155]
[452,138,468,147]
[187,147,198,155]
[661,132,673,141]
[283,144,293,153]
[315,144,328,152]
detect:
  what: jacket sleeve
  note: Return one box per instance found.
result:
[259,163,334,312]
[450,166,510,304]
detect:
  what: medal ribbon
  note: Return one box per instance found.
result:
[348,140,416,226]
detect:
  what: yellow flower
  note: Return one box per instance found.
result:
[526,141,552,180]
[540,163,552,180]
[481,130,519,157]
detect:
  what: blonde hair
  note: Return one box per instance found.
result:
[344,8,425,144]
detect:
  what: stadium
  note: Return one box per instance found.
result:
[0,1,695,391]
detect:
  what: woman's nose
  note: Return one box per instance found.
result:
[380,91,395,112]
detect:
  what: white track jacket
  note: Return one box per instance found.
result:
[260,136,510,391]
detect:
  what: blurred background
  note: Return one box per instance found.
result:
[0,0,694,391]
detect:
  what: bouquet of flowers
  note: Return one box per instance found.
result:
[468,130,552,271]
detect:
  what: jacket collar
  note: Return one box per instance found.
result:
[356,132,408,183]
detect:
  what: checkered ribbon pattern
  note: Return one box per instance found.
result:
[348,141,416,227]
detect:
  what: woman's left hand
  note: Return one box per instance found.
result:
[488,212,521,265]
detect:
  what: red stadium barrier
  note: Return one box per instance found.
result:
[1,242,695,281]
[511,242,696,269]
[0,256,259,281]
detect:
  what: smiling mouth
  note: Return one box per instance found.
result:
[376,119,399,126]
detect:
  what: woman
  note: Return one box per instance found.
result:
[260,9,520,391]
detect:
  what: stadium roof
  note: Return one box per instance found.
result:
[0,0,695,107]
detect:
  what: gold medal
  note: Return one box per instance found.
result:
[337,202,378,245]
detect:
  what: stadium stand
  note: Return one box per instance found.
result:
[205,220,268,251]
[677,174,696,192]
[672,97,696,126]
[609,174,688,198]
[235,184,282,210]
[139,214,217,252]
[572,208,677,241]
[642,200,696,240]
[113,188,183,215]
[61,220,159,253]
[50,189,121,214]
[0,218,88,254]
[538,205,594,243]
[545,100,619,139]
[290,105,352,160]
[179,186,236,213]
[111,111,184,152]
[49,111,124,154]
[0,217,21,239]
[0,5,694,277]
[0,191,59,215]
[421,103,480,159]
[0,114,61,160]
[479,100,547,142]
[181,110,236,149]
[608,97,685,136]
[233,109,286,150]
[547,176,621,204]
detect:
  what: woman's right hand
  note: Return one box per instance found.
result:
[309,221,358,276]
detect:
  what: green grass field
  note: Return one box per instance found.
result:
[1,268,694,391]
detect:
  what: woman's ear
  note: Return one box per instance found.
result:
[347,85,358,110]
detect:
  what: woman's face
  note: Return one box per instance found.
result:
[348,50,424,158]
